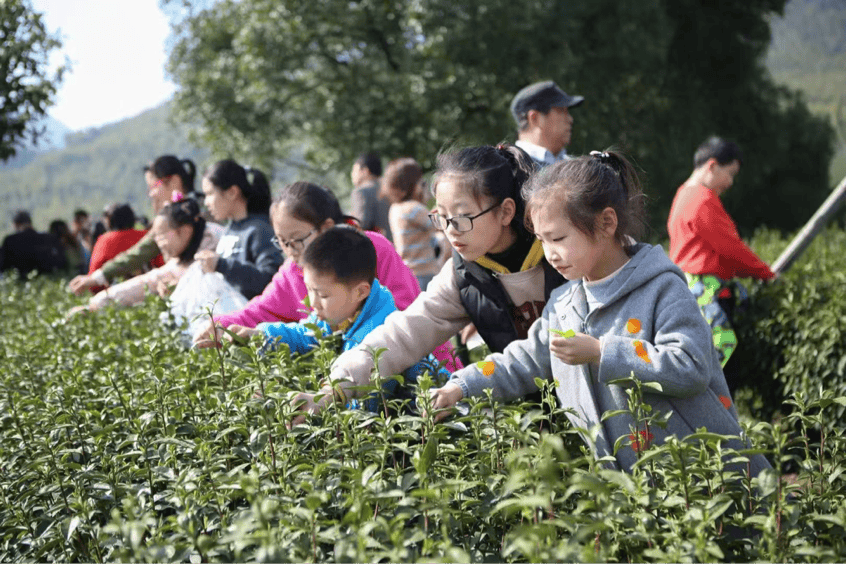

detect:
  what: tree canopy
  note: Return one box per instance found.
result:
[0,0,65,161]
[166,0,836,234]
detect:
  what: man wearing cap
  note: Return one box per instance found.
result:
[511,80,584,166]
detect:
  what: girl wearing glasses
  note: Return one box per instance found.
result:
[69,155,198,295]
[194,181,443,359]
[194,159,283,299]
[427,151,771,476]
[289,144,566,423]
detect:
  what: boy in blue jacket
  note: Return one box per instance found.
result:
[229,226,444,412]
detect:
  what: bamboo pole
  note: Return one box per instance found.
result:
[771,175,846,274]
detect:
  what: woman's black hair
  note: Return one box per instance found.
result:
[48,219,78,248]
[204,159,272,215]
[158,198,206,264]
[271,181,358,228]
[144,155,197,194]
[522,149,646,250]
[432,144,537,238]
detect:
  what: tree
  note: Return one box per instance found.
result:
[166,0,835,234]
[0,0,66,161]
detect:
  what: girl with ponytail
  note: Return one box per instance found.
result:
[69,154,199,295]
[69,198,222,315]
[429,149,771,477]
[194,181,430,350]
[195,159,282,299]
[289,143,566,422]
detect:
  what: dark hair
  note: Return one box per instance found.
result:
[523,149,646,250]
[49,219,79,249]
[433,144,537,238]
[355,152,383,177]
[12,210,31,226]
[302,226,377,286]
[271,181,357,228]
[73,209,89,220]
[144,155,197,194]
[204,159,272,215]
[109,204,136,231]
[381,158,423,203]
[158,198,206,264]
[91,221,107,246]
[693,137,743,169]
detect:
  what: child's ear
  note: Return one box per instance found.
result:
[499,197,517,226]
[597,207,618,239]
[353,280,371,303]
[320,217,335,232]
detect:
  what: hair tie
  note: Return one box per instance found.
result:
[172,192,185,203]
[590,150,611,162]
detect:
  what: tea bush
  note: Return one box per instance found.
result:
[732,227,846,427]
[1,271,845,562]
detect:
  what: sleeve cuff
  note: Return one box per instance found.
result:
[92,269,108,285]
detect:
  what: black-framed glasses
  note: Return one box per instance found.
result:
[271,228,318,251]
[428,202,501,233]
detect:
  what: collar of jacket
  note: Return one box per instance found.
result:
[474,239,545,275]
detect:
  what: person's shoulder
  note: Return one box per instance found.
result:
[365,229,395,250]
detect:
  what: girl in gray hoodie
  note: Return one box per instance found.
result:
[431,150,771,477]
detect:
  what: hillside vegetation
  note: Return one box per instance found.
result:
[0,105,207,236]
[766,0,846,182]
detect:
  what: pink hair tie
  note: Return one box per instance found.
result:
[171,192,184,203]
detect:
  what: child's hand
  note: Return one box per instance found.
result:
[287,386,338,428]
[224,324,258,345]
[156,272,179,298]
[426,382,464,422]
[194,250,219,273]
[193,321,224,349]
[550,333,601,365]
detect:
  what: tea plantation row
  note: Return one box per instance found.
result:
[1,228,845,562]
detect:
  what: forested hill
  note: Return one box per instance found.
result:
[0,104,208,236]
[0,102,340,238]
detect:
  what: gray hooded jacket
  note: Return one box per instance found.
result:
[451,243,770,475]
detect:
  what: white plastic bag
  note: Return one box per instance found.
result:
[166,262,248,342]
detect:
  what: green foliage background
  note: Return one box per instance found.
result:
[2,0,845,242]
[165,0,836,237]
[0,0,66,161]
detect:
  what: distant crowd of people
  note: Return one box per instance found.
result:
[0,80,777,478]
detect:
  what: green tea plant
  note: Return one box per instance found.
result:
[0,273,845,562]
[733,226,846,428]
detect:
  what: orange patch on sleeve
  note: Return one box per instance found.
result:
[626,318,642,334]
[719,395,732,409]
[633,340,652,364]
[476,361,495,377]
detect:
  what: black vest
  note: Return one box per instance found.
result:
[454,252,566,353]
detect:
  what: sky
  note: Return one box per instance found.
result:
[31,0,176,132]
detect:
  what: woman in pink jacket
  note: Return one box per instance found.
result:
[194,181,460,370]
